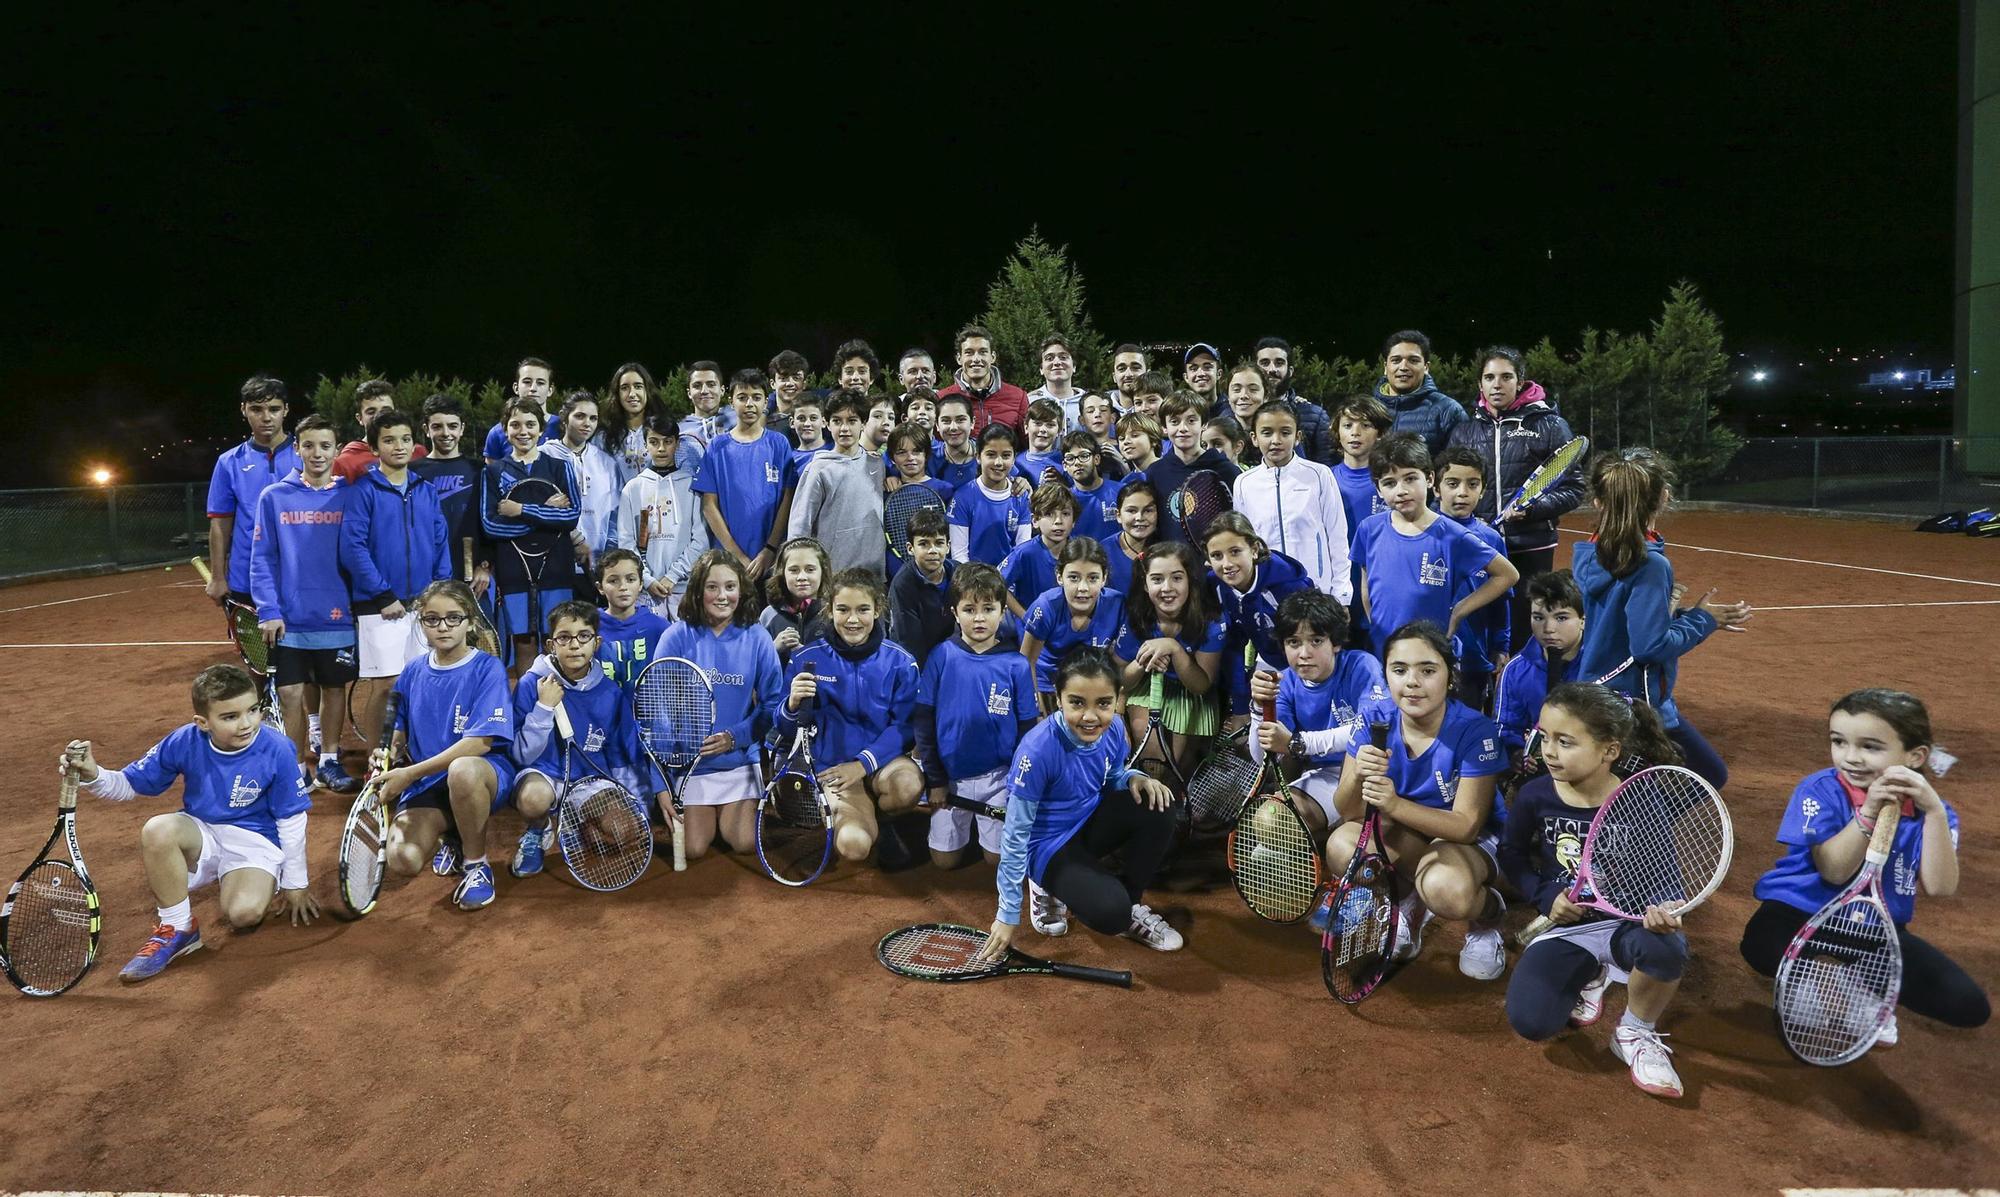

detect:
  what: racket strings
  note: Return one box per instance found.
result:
[1186,751,1257,828]
[878,926,987,978]
[635,667,714,765]
[1777,898,1900,1063]
[1588,772,1731,912]
[558,783,651,891]
[1326,873,1396,998]
[771,774,825,828]
[1231,799,1321,922]
[3,862,95,991]
[339,812,384,908]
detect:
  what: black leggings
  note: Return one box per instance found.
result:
[1042,795,1180,936]
[1505,544,1558,654]
[1507,923,1689,1041]
[1668,717,1728,790]
[1740,899,1990,1028]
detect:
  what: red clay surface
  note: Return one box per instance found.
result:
[0,509,1994,1196]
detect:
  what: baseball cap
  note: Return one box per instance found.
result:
[1184,342,1221,366]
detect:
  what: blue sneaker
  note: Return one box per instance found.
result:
[118,921,203,984]
[453,861,496,910]
[317,759,360,794]
[511,822,546,878]
[431,836,462,877]
[1309,891,1335,935]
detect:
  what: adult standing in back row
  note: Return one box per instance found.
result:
[938,323,1027,433]
[1445,345,1584,651]
[1374,329,1465,457]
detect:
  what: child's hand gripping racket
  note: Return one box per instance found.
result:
[337,693,403,918]
[755,679,833,887]
[879,923,1132,989]
[633,656,715,872]
[1563,765,1733,925]
[1227,656,1322,924]
[550,703,653,892]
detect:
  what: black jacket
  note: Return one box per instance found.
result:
[1445,388,1584,554]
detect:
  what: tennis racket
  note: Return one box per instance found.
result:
[1497,435,1588,522]
[550,703,652,892]
[884,483,945,564]
[633,655,715,872]
[1774,807,1905,1067]
[943,796,1006,819]
[1169,469,1232,545]
[755,698,832,887]
[1323,721,1402,1004]
[189,556,279,723]
[876,923,1132,988]
[1568,765,1733,921]
[1125,672,1189,791]
[1184,726,1256,832]
[1,745,99,997]
[336,692,403,918]
[1226,671,1322,923]
[503,475,564,649]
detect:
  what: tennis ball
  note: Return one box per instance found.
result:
[1249,802,1288,841]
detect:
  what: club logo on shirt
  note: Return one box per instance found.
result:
[582,724,607,754]
[229,773,264,809]
[1418,552,1449,588]
[986,684,1012,716]
[1010,753,1033,787]
[765,462,782,484]
[1799,795,1821,832]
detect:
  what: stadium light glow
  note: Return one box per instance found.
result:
[1750,370,1769,382]
[90,467,113,485]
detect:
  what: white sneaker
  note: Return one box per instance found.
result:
[1124,903,1183,952]
[1611,1023,1684,1099]
[1029,882,1070,937]
[1876,1013,1899,1048]
[1571,967,1611,1027]
[1390,899,1434,963]
[1458,925,1507,981]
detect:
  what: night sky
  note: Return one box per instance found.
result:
[0,4,1962,485]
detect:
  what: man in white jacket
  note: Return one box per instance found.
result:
[1231,400,1351,602]
[613,415,708,614]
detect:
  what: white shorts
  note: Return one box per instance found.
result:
[927,767,1007,855]
[357,611,426,679]
[680,763,761,807]
[187,818,284,889]
[1287,763,1344,825]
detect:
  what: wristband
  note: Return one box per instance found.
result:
[1852,812,1878,834]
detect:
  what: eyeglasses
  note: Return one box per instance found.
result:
[550,632,599,648]
[1062,450,1098,464]
[419,613,469,628]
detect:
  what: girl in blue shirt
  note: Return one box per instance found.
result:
[1740,689,1987,1039]
[1114,541,1225,777]
[1103,479,1159,601]
[777,568,926,864]
[1202,512,1316,720]
[1329,621,1510,981]
[976,650,1183,963]
[1020,538,1127,709]
[655,551,786,860]
[73,664,317,983]
[948,425,1032,565]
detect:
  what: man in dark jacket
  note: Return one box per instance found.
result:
[1253,335,1334,464]
[1374,329,1466,456]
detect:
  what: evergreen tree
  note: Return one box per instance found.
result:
[976,228,1110,392]
[1646,280,1741,480]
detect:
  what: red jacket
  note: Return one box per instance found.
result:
[333,440,426,484]
[937,374,1028,433]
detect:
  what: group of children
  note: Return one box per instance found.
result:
[79,339,1980,1103]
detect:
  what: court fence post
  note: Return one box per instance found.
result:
[106,484,121,567]
[1937,436,1948,509]
[1809,439,1820,508]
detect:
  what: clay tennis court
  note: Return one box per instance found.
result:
[0,508,1993,1196]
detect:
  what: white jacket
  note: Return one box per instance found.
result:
[1231,457,1352,602]
[542,439,621,556]
[615,463,707,596]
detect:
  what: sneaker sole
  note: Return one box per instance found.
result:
[1611,1038,1684,1099]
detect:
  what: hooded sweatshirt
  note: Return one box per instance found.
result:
[339,464,452,613]
[249,468,355,641]
[1571,536,1718,729]
[614,440,707,601]
[788,445,887,574]
[1444,381,1584,554]
[1374,375,1467,457]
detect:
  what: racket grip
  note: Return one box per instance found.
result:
[1048,962,1134,988]
[944,796,1005,820]
[1368,722,1390,750]
[671,809,687,872]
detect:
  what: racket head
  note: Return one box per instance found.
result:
[633,657,717,768]
[1774,888,1902,1066]
[884,483,944,559]
[1505,435,1589,515]
[505,475,562,505]
[1185,728,1258,831]
[1227,790,1323,924]
[756,770,833,887]
[1,856,100,997]
[223,599,272,676]
[556,780,653,892]
[1570,765,1733,919]
[1323,812,1400,1004]
[1172,470,1232,545]
[336,787,387,917]
[876,922,1009,982]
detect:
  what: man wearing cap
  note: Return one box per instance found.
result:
[1254,335,1335,464]
[1183,342,1222,414]
[1025,334,1087,429]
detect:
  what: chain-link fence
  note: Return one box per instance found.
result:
[0,483,207,583]
[1684,437,2000,517]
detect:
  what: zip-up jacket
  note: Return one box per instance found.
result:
[249,470,355,636]
[338,465,451,614]
[1572,537,1717,729]
[1374,375,1467,457]
[1231,456,1351,602]
[1444,383,1584,554]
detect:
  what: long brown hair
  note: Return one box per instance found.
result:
[1123,541,1215,634]
[1588,450,1671,578]
[1541,682,1681,768]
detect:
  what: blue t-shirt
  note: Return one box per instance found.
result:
[115,723,311,845]
[1022,586,1127,692]
[1072,476,1121,544]
[1000,537,1062,610]
[1346,697,1507,819]
[691,429,795,558]
[1334,463,1385,547]
[1113,613,1227,679]
[950,483,1031,565]
[596,607,669,689]
[1018,447,1065,487]
[1277,651,1390,765]
[1446,513,1510,674]
[932,446,984,493]
[206,438,303,594]
[393,649,515,766]
[1351,511,1500,647]
[994,714,1135,922]
[1752,768,1959,925]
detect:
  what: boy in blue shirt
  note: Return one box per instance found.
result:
[74,664,317,983]
[1000,482,1077,618]
[1064,430,1122,545]
[593,548,669,689]
[916,564,1039,869]
[693,367,797,587]
[948,425,1032,566]
[249,414,359,792]
[1018,399,1066,486]
[1495,570,1586,774]
[1351,434,1517,653]
[204,374,300,608]
[1435,446,1513,711]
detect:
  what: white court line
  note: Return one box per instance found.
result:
[1756,600,2000,611]
[0,587,144,615]
[0,641,219,649]
[1558,528,2000,589]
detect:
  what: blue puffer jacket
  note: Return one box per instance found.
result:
[1375,376,1467,457]
[1445,384,1585,554]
